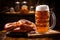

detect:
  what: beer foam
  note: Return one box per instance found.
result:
[36,5,49,12]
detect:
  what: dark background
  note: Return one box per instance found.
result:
[0,0,60,31]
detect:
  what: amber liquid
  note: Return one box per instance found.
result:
[35,11,50,33]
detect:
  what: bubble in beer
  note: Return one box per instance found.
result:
[36,5,49,12]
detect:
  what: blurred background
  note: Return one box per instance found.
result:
[0,0,60,31]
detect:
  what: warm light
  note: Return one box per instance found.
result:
[30,6,34,8]
[15,1,20,4]
[22,1,27,4]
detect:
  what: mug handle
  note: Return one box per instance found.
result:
[50,11,56,29]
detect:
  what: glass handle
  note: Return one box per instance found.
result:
[50,11,56,29]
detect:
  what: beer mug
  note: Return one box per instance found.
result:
[35,5,56,33]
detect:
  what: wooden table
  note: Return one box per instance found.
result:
[0,30,60,40]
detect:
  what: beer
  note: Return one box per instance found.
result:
[35,5,50,33]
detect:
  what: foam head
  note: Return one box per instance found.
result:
[36,5,49,12]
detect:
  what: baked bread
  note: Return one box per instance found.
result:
[4,19,36,33]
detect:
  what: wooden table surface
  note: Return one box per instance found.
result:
[0,30,60,40]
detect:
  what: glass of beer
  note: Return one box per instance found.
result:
[35,5,56,33]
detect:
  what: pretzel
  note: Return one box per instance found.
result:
[4,19,36,33]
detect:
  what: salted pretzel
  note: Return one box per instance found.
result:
[4,19,36,33]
